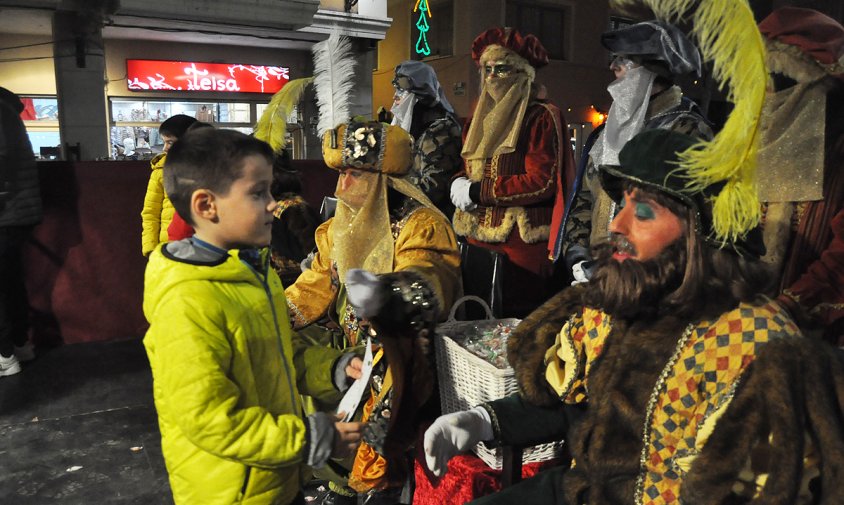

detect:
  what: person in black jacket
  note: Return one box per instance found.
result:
[0,87,42,376]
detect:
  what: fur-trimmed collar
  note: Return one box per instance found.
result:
[508,285,587,406]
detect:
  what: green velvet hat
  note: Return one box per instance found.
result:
[600,129,765,258]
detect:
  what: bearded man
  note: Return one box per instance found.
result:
[423,129,844,504]
[559,21,713,284]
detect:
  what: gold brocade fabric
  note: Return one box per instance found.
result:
[349,350,394,493]
[331,171,448,280]
[757,80,827,203]
[461,72,532,167]
[332,172,393,279]
[348,395,390,492]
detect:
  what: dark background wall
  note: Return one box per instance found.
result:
[25,160,338,346]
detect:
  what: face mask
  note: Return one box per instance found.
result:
[485,73,523,102]
[591,66,656,166]
[390,89,418,132]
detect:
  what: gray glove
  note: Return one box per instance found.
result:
[423,406,493,477]
[450,177,477,212]
[345,269,386,319]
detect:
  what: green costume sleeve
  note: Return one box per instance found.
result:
[290,331,345,404]
[480,393,583,448]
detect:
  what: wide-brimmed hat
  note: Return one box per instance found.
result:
[600,129,765,257]
[471,27,549,69]
[601,21,702,77]
[759,7,844,80]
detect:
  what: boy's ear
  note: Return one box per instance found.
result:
[191,189,219,223]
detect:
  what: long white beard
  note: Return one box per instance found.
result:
[591,66,656,166]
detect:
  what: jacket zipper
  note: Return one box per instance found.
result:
[239,465,252,498]
[244,255,297,410]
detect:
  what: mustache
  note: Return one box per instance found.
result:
[610,233,637,256]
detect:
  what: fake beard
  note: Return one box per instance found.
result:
[584,239,686,320]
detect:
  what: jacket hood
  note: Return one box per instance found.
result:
[143,240,269,317]
[151,152,166,171]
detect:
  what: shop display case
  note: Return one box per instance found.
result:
[108,98,304,160]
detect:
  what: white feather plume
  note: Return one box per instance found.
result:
[312,28,356,138]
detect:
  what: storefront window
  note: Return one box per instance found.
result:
[506,1,570,60]
[21,96,61,159]
[109,98,256,159]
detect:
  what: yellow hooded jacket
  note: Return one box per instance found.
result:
[143,242,343,504]
[141,153,176,256]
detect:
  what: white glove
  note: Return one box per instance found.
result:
[345,269,386,319]
[423,407,493,477]
[570,260,589,286]
[450,177,477,212]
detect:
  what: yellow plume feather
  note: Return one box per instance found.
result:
[611,0,768,244]
[253,77,314,152]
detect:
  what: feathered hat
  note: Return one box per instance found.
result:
[610,0,769,247]
[323,120,414,176]
[312,28,415,176]
[253,77,313,152]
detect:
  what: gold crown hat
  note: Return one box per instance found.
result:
[323,120,414,175]
[611,0,769,246]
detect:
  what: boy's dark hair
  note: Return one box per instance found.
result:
[159,114,198,138]
[164,128,274,226]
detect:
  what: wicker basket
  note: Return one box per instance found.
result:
[435,296,565,470]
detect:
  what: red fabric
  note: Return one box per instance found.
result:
[759,7,844,66]
[24,159,338,346]
[468,231,551,318]
[779,210,844,342]
[167,211,194,241]
[471,27,549,68]
[26,161,150,346]
[19,98,36,120]
[413,453,559,505]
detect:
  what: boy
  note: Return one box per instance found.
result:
[143,128,364,505]
[140,114,195,256]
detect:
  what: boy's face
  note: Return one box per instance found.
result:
[200,155,277,250]
[161,133,178,153]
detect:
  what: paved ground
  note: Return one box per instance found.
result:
[0,339,330,504]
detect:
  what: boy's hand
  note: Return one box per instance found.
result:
[332,413,364,458]
[345,356,363,380]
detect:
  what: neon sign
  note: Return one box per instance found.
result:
[414,0,432,57]
[126,60,290,94]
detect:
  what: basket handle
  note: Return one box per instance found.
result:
[447,295,494,322]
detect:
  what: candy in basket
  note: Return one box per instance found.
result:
[434,296,565,469]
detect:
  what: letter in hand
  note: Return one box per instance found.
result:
[332,412,365,459]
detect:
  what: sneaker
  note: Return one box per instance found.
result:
[0,354,21,377]
[14,342,35,362]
